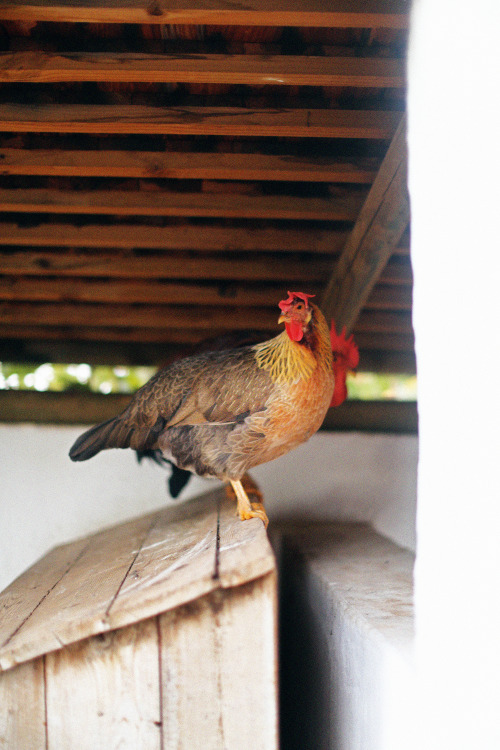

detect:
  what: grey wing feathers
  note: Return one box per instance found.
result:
[69,345,273,463]
[69,363,186,462]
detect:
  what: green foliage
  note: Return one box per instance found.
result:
[346,371,417,401]
[0,361,417,401]
[0,362,156,394]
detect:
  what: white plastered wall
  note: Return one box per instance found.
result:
[409,0,500,747]
[0,424,417,592]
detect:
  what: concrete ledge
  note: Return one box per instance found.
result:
[276,522,415,750]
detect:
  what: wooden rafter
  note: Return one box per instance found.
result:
[0,278,411,309]
[0,52,405,87]
[0,0,410,28]
[0,223,350,253]
[0,7,413,382]
[0,105,401,138]
[0,279,287,307]
[0,304,413,334]
[0,326,223,345]
[0,187,364,220]
[0,250,333,281]
[321,115,410,333]
[0,326,415,349]
[0,149,378,183]
[0,303,279,330]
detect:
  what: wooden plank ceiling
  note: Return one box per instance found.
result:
[0,0,412,373]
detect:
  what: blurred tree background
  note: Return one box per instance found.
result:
[0,362,416,401]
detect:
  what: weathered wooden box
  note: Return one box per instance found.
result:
[0,490,278,750]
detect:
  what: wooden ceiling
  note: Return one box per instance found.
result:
[0,0,412,373]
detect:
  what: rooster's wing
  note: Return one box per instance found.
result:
[69,346,275,462]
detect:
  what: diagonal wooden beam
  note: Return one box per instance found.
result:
[321,114,410,333]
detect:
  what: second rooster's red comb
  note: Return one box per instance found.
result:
[278,291,315,312]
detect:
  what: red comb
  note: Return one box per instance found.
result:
[329,321,359,407]
[278,291,315,312]
[330,322,359,370]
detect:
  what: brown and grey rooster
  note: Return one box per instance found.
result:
[70,292,353,527]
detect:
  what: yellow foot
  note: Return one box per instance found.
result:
[251,501,269,529]
[229,478,269,529]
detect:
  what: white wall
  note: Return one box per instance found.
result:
[0,423,417,592]
[409,0,500,748]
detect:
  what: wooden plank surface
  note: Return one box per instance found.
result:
[0,321,413,347]
[0,222,349,253]
[0,149,378,183]
[0,278,300,306]
[0,277,411,308]
[160,574,278,749]
[0,302,412,332]
[45,620,161,750]
[0,658,47,749]
[0,105,401,138]
[0,0,410,28]
[0,512,157,671]
[0,302,279,330]
[0,333,415,373]
[323,399,417,433]
[0,535,91,663]
[0,51,405,87]
[0,187,363,220]
[0,250,333,281]
[322,115,410,331]
[0,490,275,672]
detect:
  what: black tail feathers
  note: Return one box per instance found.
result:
[69,417,130,461]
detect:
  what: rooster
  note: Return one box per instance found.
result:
[70,292,356,527]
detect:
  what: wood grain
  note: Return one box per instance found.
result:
[0,104,401,138]
[0,51,405,87]
[0,512,157,671]
[0,303,412,332]
[0,187,363,220]
[0,536,91,668]
[0,250,333,281]
[0,0,410,28]
[45,620,161,750]
[0,277,411,308]
[159,575,278,750]
[0,148,378,183]
[0,490,275,672]
[0,658,47,749]
[0,278,304,306]
[322,114,410,332]
[0,222,349,254]
[0,302,279,330]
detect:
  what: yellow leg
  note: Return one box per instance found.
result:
[229,479,269,529]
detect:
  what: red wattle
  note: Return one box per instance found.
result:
[285,321,303,341]
[330,375,348,407]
